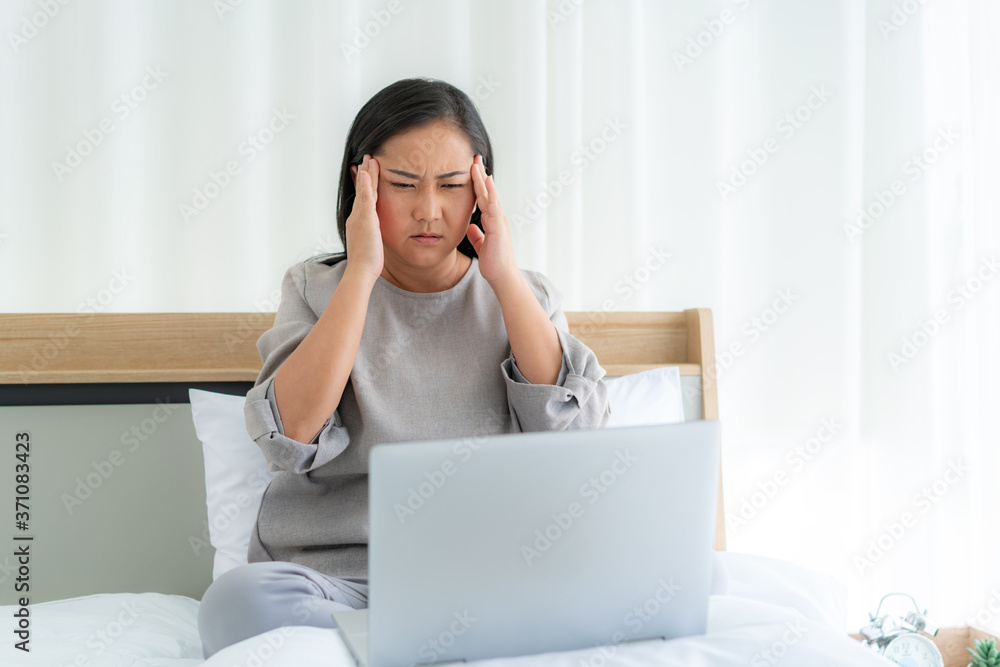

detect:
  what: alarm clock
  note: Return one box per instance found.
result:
[858,593,944,667]
[882,632,944,667]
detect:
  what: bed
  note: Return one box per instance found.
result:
[0,309,916,665]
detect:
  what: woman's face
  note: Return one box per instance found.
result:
[354,120,478,273]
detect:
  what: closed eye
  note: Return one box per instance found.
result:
[389,182,466,189]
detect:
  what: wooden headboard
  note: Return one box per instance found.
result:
[0,309,724,602]
[0,310,718,390]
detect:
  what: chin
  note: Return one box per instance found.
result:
[396,245,459,265]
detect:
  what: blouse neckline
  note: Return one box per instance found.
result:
[374,256,478,299]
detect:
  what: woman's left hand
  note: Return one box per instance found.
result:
[467,154,518,287]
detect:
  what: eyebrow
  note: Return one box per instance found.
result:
[385,169,467,180]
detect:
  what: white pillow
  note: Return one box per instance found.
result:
[189,388,277,581]
[188,368,685,579]
[604,366,685,427]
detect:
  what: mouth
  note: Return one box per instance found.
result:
[410,233,442,244]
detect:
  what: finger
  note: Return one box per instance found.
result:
[358,168,371,203]
[479,172,503,234]
[472,156,489,209]
[477,157,499,210]
[358,166,372,207]
[475,182,492,234]
[368,156,379,204]
[352,156,368,201]
[484,173,499,211]
[356,154,369,182]
[466,222,485,252]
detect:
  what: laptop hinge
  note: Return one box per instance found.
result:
[416,637,669,666]
[592,635,669,652]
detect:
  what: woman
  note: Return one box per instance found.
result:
[197,77,610,658]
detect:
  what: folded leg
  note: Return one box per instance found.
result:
[197,560,368,659]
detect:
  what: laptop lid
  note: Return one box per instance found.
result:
[367,420,721,667]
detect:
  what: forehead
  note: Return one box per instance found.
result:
[379,121,474,170]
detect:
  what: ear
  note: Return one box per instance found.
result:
[351,165,357,187]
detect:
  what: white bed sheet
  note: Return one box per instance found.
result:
[1,552,889,667]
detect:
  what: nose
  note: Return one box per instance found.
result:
[412,185,442,223]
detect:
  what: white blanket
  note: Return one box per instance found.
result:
[1,553,888,666]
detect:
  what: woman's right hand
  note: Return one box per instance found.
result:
[275,155,383,445]
[345,154,383,285]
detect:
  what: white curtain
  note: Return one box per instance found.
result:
[1,0,997,632]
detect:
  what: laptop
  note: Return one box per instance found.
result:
[333,420,721,667]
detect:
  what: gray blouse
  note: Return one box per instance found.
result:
[243,257,610,577]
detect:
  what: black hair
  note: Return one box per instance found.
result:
[308,77,494,266]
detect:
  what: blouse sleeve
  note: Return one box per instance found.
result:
[501,272,610,431]
[243,263,352,474]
